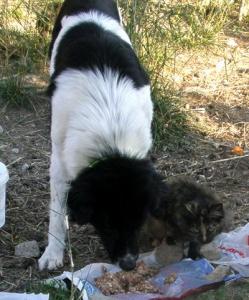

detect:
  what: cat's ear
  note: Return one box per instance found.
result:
[209,203,224,220]
[185,201,198,214]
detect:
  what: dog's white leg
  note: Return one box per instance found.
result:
[39,147,69,270]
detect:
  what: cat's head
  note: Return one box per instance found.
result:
[154,179,225,244]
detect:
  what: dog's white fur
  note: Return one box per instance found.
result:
[39,11,153,270]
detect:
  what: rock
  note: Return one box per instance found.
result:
[171,74,183,84]
[21,163,30,173]
[216,60,225,72]
[15,240,40,258]
[12,148,19,154]
[200,242,221,260]
[198,175,206,182]
[0,125,3,134]
[222,79,229,86]
[226,38,238,48]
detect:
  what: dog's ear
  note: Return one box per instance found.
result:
[67,186,94,225]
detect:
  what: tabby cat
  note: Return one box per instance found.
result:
[153,178,226,259]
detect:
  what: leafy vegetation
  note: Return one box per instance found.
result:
[0,0,245,145]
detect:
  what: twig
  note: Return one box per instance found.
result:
[211,154,249,164]
[6,157,24,167]
[77,264,93,300]
[66,215,77,300]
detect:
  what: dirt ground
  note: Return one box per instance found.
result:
[0,33,249,296]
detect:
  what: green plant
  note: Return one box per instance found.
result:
[0,61,38,107]
[119,0,229,83]
[27,282,74,300]
[152,88,188,151]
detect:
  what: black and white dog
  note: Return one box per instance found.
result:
[39,0,166,271]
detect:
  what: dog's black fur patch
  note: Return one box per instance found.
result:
[67,155,166,262]
[48,1,149,96]
[49,0,120,57]
[52,22,149,87]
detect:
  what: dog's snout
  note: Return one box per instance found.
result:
[119,254,137,271]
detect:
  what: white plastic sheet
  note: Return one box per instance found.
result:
[211,223,249,276]
[0,293,49,300]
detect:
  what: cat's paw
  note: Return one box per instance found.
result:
[39,245,64,270]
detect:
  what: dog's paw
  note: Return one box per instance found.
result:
[39,246,64,270]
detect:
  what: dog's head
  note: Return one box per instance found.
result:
[68,155,166,270]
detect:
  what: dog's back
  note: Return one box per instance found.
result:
[50,0,153,179]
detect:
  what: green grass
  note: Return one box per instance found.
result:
[0,0,59,107]
[119,0,230,83]
[187,282,249,300]
[0,0,243,141]
[118,0,232,150]
[152,88,188,151]
[0,68,36,107]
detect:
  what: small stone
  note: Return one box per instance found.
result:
[216,60,225,72]
[21,163,30,173]
[222,79,229,86]
[198,175,206,182]
[171,74,183,84]
[15,240,40,258]
[12,148,19,154]
[0,125,3,134]
[226,38,238,48]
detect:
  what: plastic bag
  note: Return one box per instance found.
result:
[0,293,49,300]
[46,259,238,300]
[211,222,249,274]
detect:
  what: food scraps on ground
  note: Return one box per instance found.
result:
[94,261,159,295]
[164,272,177,284]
